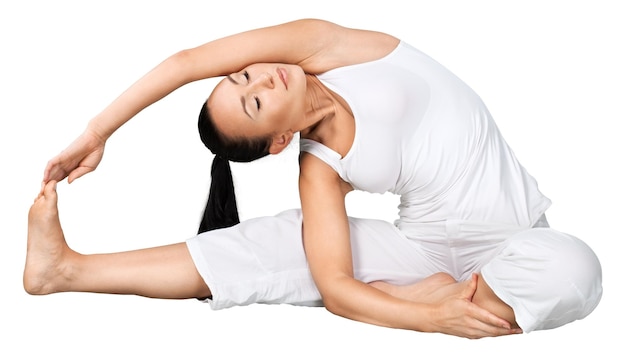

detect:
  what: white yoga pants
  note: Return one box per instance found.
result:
[186,209,602,332]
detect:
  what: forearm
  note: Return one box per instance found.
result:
[86,51,194,140]
[320,275,437,333]
[298,156,436,331]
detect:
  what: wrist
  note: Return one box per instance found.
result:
[407,301,439,333]
[85,119,112,142]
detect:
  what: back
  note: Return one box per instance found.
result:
[302,41,551,227]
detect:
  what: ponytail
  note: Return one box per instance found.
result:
[198,156,239,234]
[197,101,271,233]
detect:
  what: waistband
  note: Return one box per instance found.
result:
[395,215,548,246]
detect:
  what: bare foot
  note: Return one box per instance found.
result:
[370,272,458,303]
[24,181,75,295]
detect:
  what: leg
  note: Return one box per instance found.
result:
[404,229,604,332]
[186,209,447,310]
[24,181,210,299]
[480,228,603,332]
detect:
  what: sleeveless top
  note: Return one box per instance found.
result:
[300,41,551,228]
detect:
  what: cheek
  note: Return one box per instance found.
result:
[290,96,306,121]
[268,95,293,119]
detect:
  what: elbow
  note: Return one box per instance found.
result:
[168,49,192,69]
[320,292,347,318]
[166,49,197,82]
[171,49,193,64]
[322,298,342,317]
[315,276,354,317]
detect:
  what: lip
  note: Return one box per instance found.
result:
[277,67,288,90]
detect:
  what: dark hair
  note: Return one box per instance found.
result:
[197,101,271,233]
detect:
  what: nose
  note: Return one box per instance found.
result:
[251,72,274,89]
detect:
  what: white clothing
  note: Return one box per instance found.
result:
[298,40,601,330]
[303,41,551,227]
[186,40,602,333]
[187,209,601,332]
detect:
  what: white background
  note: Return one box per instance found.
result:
[2,0,624,362]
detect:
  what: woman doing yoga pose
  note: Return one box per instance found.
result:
[26,19,602,339]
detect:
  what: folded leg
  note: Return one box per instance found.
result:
[480,228,603,332]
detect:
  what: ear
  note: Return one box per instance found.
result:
[269,130,294,155]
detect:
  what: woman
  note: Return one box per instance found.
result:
[33,19,602,338]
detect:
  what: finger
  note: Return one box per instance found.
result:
[43,159,54,183]
[449,314,518,339]
[43,155,64,179]
[469,302,512,330]
[45,164,70,184]
[67,166,93,184]
[460,273,478,301]
[460,307,520,338]
[43,180,58,197]
[471,319,522,338]
[464,325,520,339]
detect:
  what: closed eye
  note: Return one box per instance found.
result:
[239,70,259,113]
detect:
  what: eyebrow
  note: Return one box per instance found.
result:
[226,74,238,85]
[240,96,252,119]
[226,74,252,119]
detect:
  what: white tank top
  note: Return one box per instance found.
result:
[300,41,551,228]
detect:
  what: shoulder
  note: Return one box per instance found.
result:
[299,152,353,195]
[299,151,340,185]
[293,19,400,74]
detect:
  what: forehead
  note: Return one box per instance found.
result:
[209,77,234,109]
[207,77,248,138]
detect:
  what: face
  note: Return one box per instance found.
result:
[207,63,308,141]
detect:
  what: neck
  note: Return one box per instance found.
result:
[299,74,338,137]
[298,74,355,157]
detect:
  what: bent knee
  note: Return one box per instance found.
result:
[535,229,602,303]
[482,228,603,331]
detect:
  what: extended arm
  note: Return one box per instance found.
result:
[84,18,345,141]
[45,18,390,183]
[298,153,519,338]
